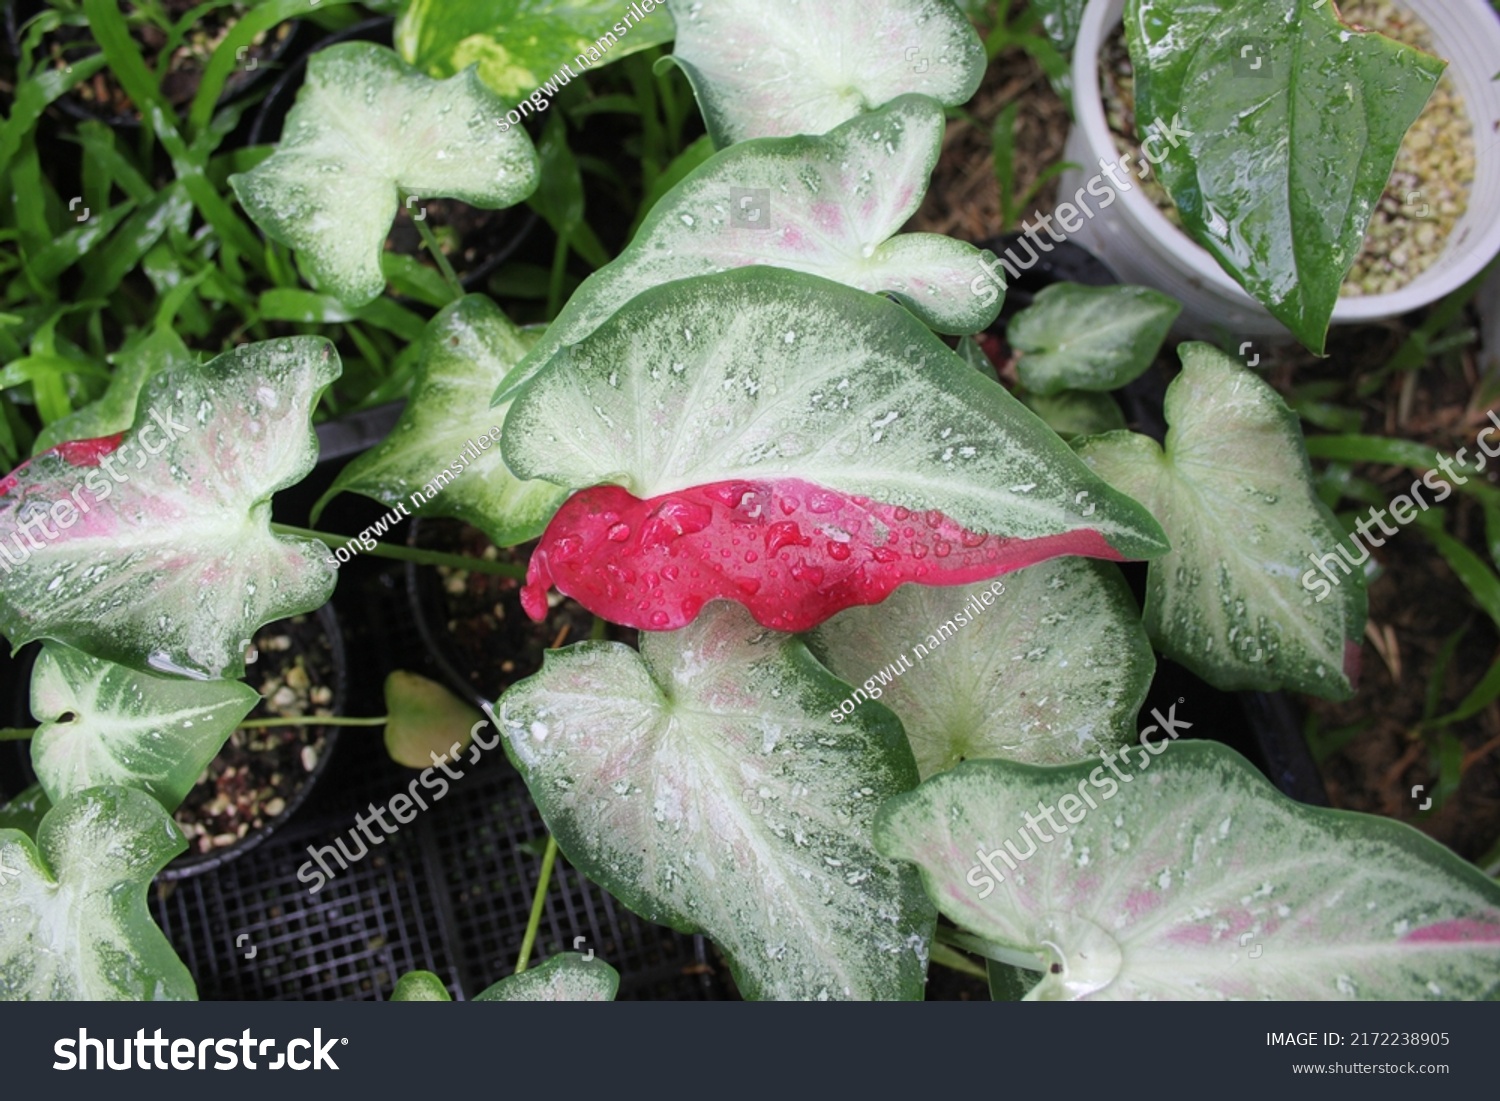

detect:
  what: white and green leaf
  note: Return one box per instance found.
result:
[230,42,539,307]
[30,643,260,811]
[498,602,935,1001]
[1009,283,1180,395]
[396,0,674,100]
[318,295,565,546]
[0,337,340,681]
[474,953,621,1001]
[493,96,1003,406]
[503,268,1168,561]
[33,327,194,455]
[663,0,985,147]
[876,743,1500,1000]
[1018,390,1127,439]
[0,786,195,1001]
[1076,342,1365,698]
[807,560,1153,780]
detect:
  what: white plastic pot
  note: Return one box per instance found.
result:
[1056,0,1500,341]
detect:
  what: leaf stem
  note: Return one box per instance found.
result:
[515,834,559,974]
[928,941,989,980]
[237,715,389,730]
[410,198,464,301]
[934,926,1045,973]
[0,728,35,742]
[270,523,527,579]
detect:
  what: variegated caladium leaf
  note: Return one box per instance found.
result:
[30,643,260,811]
[317,296,565,546]
[1124,0,1444,353]
[229,43,539,307]
[1075,342,1365,699]
[474,953,620,1001]
[33,327,195,455]
[0,337,340,681]
[662,0,985,147]
[875,743,1500,1000]
[396,0,674,100]
[1008,284,1180,396]
[502,268,1168,633]
[492,97,1003,408]
[391,955,621,1001]
[498,602,935,1001]
[806,559,1153,780]
[0,786,195,1000]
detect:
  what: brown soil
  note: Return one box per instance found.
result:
[386,199,519,286]
[412,519,637,703]
[172,614,336,860]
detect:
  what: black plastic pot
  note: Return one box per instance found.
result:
[0,602,350,878]
[5,0,302,130]
[246,16,539,293]
[977,231,1330,807]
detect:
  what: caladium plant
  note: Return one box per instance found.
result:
[1,0,1487,1008]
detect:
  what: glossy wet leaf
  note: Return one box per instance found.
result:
[396,0,674,100]
[1009,283,1180,395]
[1018,390,1127,439]
[498,602,934,1000]
[807,559,1153,779]
[33,327,194,455]
[1031,0,1086,53]
[504,268,1168,632]
[1124,0,1445,353]
[383,670,486,769]
[1076,343,1365,698]
[474,953,620,1001]
[876,743,1500,1000]
[0,337,339,681]
[30,643,260,810]
[0,786,51,838]
[663,0,985,146]
[0,786,194,1000]
[391,971,453,1001]
[492,97,1002,408]
[230,43,539,307]
[318,296,565,546]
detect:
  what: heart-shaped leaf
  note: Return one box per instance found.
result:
[396,0,674,100]
[806,559,1153,779]
[663,0,985,147]
[1075,342,1365,698]
[230,42,539,307]
[474,953,620,1001]
[1009,284,1180,396]
[1124,0,1445,353]
[0,786,195,1000]
[875,743,1500,1000]
[30,643,260,810]
[317,296,565,546]
[0,337,340,681]
[493,97,1004,408]
[503,268,1168,632]
[33,327,194,455]
[497,602,935,1000]
[383,670,486,769]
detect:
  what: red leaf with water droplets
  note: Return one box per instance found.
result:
[522,478,1127,632]
[0,435,122,499]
